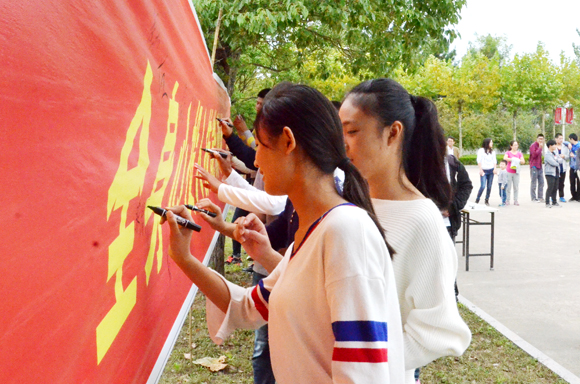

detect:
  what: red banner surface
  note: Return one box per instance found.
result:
[566,108,574,124]
[555,107,563,124]
[0,1,229,382]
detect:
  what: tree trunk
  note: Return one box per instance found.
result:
[541,110,546,137]
[209,233,225,276]
[512,110,517,140]
[226,51,240,98]
[458,104,463,154]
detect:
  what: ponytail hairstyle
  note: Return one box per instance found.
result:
[255,82,390,249]
[345,78,451,209]
[509,140,517,151]
[482,138,493,154]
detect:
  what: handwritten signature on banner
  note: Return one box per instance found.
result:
[96,61,221,364]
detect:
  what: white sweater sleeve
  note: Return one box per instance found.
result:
[401,223,471,369]
[217,184,287,216]
[223,169,254,190]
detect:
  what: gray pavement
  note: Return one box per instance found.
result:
[457,165,580,377]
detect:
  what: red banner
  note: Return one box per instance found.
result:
[566,108,574,124]
[0,1,229,383]
[555,107,563,124]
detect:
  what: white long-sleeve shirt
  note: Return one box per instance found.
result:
[218,170,287,216]
[206,204,405,383]
[373,198,472,384]
[476,148,497,170]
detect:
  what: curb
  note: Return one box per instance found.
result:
[459,295,580,384]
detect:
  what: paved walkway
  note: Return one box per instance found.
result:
[457,165,580,377]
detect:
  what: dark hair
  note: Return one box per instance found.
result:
[555,133,563,139]
[569,133,578,141]
[344,78,451,209]
[255,82,390,251]
[447,136,455,141]
[257,88,271,99]
[547,139,557,147]
[331,100,342,111]
[500,159,508,165]
[482,138,493,154]
[509,140,518,150]
[537,133,544,138]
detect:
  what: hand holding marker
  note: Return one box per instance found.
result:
[185,204,217,218]
[148,206,202,232]
[201,148,230,159]
[216,117,234,128]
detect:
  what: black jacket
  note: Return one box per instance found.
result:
[224,134,257,171]
[448,155,472,237]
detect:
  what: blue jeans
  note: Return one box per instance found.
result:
[476,169,494,201]
[499,183,506,204]
[252,272,275,384]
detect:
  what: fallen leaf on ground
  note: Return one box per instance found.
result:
[192,355,227,372]
[183,353,191,360]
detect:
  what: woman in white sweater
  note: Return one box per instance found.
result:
[161,83,405,383]
[339,78,472,384]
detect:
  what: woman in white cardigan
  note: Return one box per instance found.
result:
[224,79,471,384]
[339,79,471,384]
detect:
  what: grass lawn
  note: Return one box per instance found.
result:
[159,245,566,384]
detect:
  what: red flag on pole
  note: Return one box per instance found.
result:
[555,108,563,124]
[566,108,574,124]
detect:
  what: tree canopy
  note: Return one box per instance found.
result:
[193,0,466,97]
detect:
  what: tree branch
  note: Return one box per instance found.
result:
[250,63,292,73]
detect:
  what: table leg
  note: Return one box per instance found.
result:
[461,211,466,257]
[490,212,495,271]
[466,212,470,271]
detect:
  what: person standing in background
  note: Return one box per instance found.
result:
[529,134,545,203]
[497,160,508,207]
[568,133,580,201]
[504,140,525,206]
[545,139,563,208]
[447,136,460,158]
[555,133,570,203]
[475,138,496,206]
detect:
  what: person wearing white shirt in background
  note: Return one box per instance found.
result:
[475,138,497,206]
[447,136,460,158]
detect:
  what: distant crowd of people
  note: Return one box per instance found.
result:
[450,133,580,208]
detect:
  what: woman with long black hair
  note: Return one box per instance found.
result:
[338,78,472,384]
[475,138,497,205]
[161,83,404,383]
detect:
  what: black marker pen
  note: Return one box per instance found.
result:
[185,204,218,218]
[216,117,234,128]
[148,206,202,232]
[201,148,229,159]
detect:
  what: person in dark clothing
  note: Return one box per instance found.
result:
[215,88,276,384]
[445,155,473,241]
[442,154,472,302]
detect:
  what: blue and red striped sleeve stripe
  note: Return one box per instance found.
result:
[331,321,388,363]
[250,280,271,321]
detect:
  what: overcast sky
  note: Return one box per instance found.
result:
[449,0,580,63]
